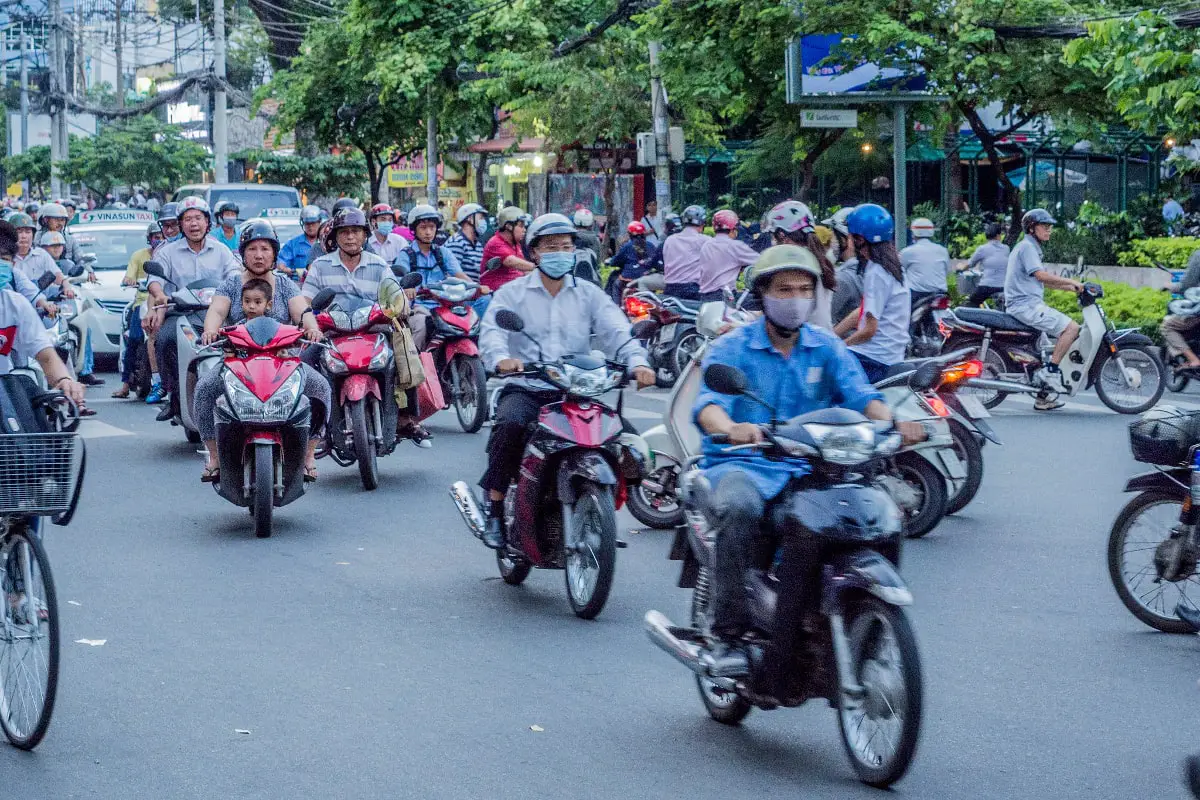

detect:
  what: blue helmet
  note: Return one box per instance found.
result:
[846,203,894,244]
[681,205,707,227]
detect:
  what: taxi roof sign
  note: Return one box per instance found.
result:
[263,207,301,218]
[71,209,157,225]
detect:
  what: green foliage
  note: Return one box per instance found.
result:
[3,146,51,192]
[1045,280,1168,341]
[64,118,208,196]
[1041,226,1122,267]
[239,150,368,198]
[715,187,789,223]
[1118,238,1200,270]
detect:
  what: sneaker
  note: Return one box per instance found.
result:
[1033,393,1065,411]
[78,373,105,386]
[401,422,434,449]
[1033,366,1065,394]
[145,383,167,404]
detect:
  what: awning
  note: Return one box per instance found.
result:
[906,141,944,162]
[468,136,545,154]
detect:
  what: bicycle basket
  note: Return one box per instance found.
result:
[1129,407,1200,466]
[0,432,85,515]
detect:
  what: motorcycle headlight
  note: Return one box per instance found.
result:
[223,369,303,422]
[322,347,349,374]
[563,363,611,397]
[367,340,392,371]
[350,305,372,330]
[803,422,875,465]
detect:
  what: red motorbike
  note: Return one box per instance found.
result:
[206,316,313,538]
[450,309,648,619]
[310,281,418,491]
[417,277,488,433]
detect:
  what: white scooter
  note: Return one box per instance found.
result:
[142,262,221,444]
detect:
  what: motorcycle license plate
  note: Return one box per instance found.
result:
[958,395,989,419]
[938,449,968,480]
[660,323,677,341]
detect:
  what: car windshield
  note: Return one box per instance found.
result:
[69,227,145,270]
[208,190,299,220]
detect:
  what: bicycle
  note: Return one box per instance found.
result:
[0,379,85,750]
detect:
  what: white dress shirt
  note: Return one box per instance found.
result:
[147,235,239,293]
[480,271,650,391]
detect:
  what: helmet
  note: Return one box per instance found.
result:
[9,212,35,230]
[39,202,68,220]
[369,203,395,220]
[238,219,280,257]
[627,221,647,236]
[745,245,822,293]
[525,212,576,248]
[1022,208,1056,233]
[146,221,163,242]
[768,201,816,235]
[177,195,211,219]
[664,212,683,235]
[910,217,936,238]
[407,203,442,228]
[58,197,76,208]
[821,207,856,237]
[332,198,359,215]
[213,199,239,219]
[300,205,323,225]
[573,209,594,228]
[158,202,180,223]
[456,203,485,226]
[39,230,66,247]
[23,202,38,215]
[712,209,739,232]
[681,205,707,227]
[984,222,1003,239]
[325,208,370,251]
[497,206,526,230]
[846,204,894,244]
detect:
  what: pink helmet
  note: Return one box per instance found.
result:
[712,209,740,232]
[768,200,816,235]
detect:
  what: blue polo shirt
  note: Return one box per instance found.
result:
[694,318,882,499]
[280,233,316,274]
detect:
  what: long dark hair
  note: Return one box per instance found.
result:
[778,229,836,290]
[855,236,904,284]
[631,236,648,260]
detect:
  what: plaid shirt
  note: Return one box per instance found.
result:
[301,249,390,300]
[445,231,484,280]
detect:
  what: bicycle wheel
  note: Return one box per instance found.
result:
[0,524,59,749]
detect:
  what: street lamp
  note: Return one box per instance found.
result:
[1165,137,1177,149]
[861,142,874,155]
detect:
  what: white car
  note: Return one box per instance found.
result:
[67,212,157,363]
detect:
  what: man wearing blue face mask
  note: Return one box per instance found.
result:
[476,213,656,548]
[366,203,408,264]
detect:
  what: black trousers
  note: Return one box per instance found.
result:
[479,387,559,494]
[965,285,1004,308]
[664,282,702,300]
[154,324,179,410]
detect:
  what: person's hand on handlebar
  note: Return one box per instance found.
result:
[496,358,524,374]
[201,328,221,345]
[632,366,655,390]
[727,422,764,445]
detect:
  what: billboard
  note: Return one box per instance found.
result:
[799,34,926,95]
[7,112,99,155]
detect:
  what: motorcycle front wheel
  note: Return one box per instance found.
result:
[563,484,617,619]
[837,596,923,788]
[452,354,488,433]
[1094,345,1165,414]
[252,442,274,538]
[1107,490,1199,633]
[348,398,379,491]
[945,419,983,515]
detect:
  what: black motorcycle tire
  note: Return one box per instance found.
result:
[452,354,488,434]
[1107,490,1197,633]
[252,443,274,538]
[691,568,753,725]
[497,551,531,585]
[564,484,617,619]
[349,398,379,491]
[1185,753,1200,799]
[184,371,202,443]
[626,465,684,529]
[894,453,948,539]
[836,596,923,788]
[944,335,1009,409]
[672,326,704,378]
[945,419,983,515]
[1093,345,1166,415]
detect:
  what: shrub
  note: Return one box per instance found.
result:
[1044,280,1168,342]
[1117,237,1200,270]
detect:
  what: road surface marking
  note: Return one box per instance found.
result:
[78,420,136,439]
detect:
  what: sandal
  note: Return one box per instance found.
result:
[201,465,220,483]
[303,465,318,483]
[111,386,131,399]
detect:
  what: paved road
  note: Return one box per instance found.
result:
[3,372,1200,799]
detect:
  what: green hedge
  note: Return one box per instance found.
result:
[1044,279,1167,342]
[1117,237,1200,270]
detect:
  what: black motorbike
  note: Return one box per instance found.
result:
[645,362,926,788]
[907,292,950,357]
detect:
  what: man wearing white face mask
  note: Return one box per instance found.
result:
[477,213,656,549]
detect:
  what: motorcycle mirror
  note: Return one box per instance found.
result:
[399,272,424,290]
[495,310,525,333]
[703,364,748,395]
[143,260,166,279]
[310,288,336,312]
[484,256,502,274]
[909,361,941,392]
[36,272,57,291]
[390,262,409,277]
[57,259,83,277]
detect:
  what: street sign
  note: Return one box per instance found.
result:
[71,210,156,225]
[800,109,858,128]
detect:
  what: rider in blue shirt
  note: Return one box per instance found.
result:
[278,205,324,278]
[398,204,491,318]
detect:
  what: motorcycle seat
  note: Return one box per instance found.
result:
[952,307,1037,333]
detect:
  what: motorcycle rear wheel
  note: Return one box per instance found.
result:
[945,419,983,515]
[349,398,378,491]
[626,465,683,529]
[1107,490,1199,633]
[563,484,617,619]
[945,335,1009,409]
[252,442,274,538]
[691,568,752,725]
[892,453,947,539]
[452,354,488,433]
[672,327,704,378]
[836,596,923,788]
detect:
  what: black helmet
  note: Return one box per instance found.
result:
[23,202,38,215]
[1022,208,1056,234]
[158,202,180,223]
[213,199,240,219]
[664,212,683,235]
[332,198,359,216]
[325,208,370,251]
[238,218,279,257]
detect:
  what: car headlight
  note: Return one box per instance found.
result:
[563,363,611,396]
[222,369,303,422]
[322,347,348,374]
[803,422,875,465]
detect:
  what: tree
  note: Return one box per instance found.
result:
[63,118,208,196]
[3,147,51,195]
[239,150,368,198]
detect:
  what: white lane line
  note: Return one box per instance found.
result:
[78,419,136,439]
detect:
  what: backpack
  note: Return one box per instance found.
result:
[403,246,448,284]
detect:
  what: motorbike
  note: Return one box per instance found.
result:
[310,276,422,491]
[907,292,951,357]
[142,261,221,443]
[940,282,1165,414]
[625,291,704,386]
[449,309,647,619]
[1107,406,1200,633]
[203,317,313,538]
[416,277,487,433]
[645,362,925,788]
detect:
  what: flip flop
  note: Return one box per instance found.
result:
[303,465,318,483]
[111,387,131,399]
[201,466,220,483]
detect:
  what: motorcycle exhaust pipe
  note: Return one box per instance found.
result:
[644,610,708,677]
[964,377,1039,395]
[449,481,485,538]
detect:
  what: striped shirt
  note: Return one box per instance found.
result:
[445,231,484,280]
[301,250,390,301]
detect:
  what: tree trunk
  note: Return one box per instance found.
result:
[958,102,1024,245]
[798,129,845,202]
[364,149,380,203]
[943,123,963,221]
[602,147,617,259]
[474,151,487,208]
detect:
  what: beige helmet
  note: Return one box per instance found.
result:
[497,206,526,230]
[744,245,821,293]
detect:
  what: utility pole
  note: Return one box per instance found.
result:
[212,0,228,182]
[647,41,672,217]
[49,0,64,199]
[74,4,84,94]
[114,0,124,108]
[19,31,28,157]
[425,94,438,206]
[892,102,908,243]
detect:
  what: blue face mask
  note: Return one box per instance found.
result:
[0,260,11,291]
[538,251,575,279]
[473,215,488,234]
[377,222,394,236]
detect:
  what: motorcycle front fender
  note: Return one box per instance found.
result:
[775,483,903,547]
[442,338,479,360]
[821,549,913,612]
[556,448,618,505]
[340,373,381,404]
[1124,469,1189,495]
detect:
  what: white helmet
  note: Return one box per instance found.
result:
[910,217,937,238]
[455,203,485,226]
[526,213,577,248]
[572,209,594,229]
[821,206,856,237]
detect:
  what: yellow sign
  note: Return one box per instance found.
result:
[6,182,21,198]
[387,154,435,188]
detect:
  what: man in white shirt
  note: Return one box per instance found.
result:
[899,217,952,302]
[365,203,409,264]
[660,205,712,300]
[477,212,655,548]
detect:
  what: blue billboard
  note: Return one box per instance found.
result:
[799,34,927,95]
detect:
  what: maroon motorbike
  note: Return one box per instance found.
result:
[417,277,487,433]
[450,309,647,619]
